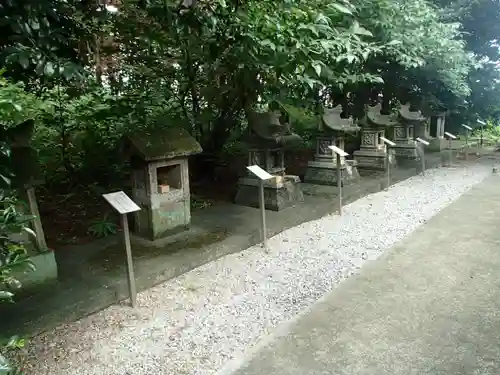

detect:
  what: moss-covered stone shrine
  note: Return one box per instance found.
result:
[304,105,361,186]
[124,128,202,241]
[354,103,397,170]
[234,108,304,211]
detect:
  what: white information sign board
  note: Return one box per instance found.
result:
[380,136,396,146]
[102,191,140,308]
[247,165,273,180]
[461,124,473,131]
[103,191,141,214]
[416,137,430,146]
[328,145,349,157]
[444,132,457,139]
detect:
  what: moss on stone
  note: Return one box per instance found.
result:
[11,147,42,188]
[125,128,202,161]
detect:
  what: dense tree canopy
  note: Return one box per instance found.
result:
[0,0,499,182]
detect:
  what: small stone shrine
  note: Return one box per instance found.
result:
[429,108,447,151]
[0,119,57,291]
[304,105,360,185]
[234,109,304,211]
[391,103,425,159]
[353,103,396,170]
[123,128,202,241]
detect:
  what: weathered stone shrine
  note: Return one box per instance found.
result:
[0,119,56,291]
[124,128,202,241]
[353,103,396,170]
[429,109,447,151]
[391,103,427,159]
[304,105,360,185]
[234,110,304,211]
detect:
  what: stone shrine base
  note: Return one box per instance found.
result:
[304,160,360,186]
[234,175,304,211]
[353,149,388,171]
[12,251,58,295]
[429,137,447,152]
[392,143,418,159]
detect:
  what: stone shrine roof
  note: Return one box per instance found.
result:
[11,147,42,188]
[0,119,42,188]
[125,128,202,161]
[320,105,360,133]
[0,119,35,147]
[399,103,426,122]
[246,110,302,146]
[364,104,397,127]
[430,104,448,116]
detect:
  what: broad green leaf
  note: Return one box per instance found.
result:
[44,62,55,76]
[19,54,30,69]
[352,20,373,37]
[330,3,353,15]
[30,20,40,30]
[387,40,402,46]
[0,291,13,300]
[312,63,322,77]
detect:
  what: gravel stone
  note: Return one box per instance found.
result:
[23,164,493,375]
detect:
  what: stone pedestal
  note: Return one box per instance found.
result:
[353,148,389,170]
[354,128,389,170]
[12,251,58,292]
[305,159,359,186]
[8,229,57,293]
[392,124,417,159]
[234,175,304,211]
[415,120,431,141]
[305,135,360,186]
[429,137,446,152]
[428,113,446,151]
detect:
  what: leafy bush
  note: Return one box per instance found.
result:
[472,121,500,145]
[88,214,117,238]
[0,71,39,375]
[0,145,36,375]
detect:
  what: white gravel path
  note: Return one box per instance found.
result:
[24,163,494,375]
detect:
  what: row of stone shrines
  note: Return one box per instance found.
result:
[234,102,448,211]
[119,101,448,241]
[4,102,447,290]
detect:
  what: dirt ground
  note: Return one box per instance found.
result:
[36,149,312,249]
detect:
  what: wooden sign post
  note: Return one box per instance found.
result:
[444,132,457,167]
[103,191,141,307]
[328,145,349,216]
[477,119,486,148]
[416,137,430,175]
[380,136,396,190]
[247,165,273,250]
[461,124,473,160]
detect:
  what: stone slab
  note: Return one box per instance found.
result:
[392,143,418,159]
[234,177,305,211]
[11,251,58,294]
[304,164,360,186]
[353,150,387,170]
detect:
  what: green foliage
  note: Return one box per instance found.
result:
[0,71,38,375]
[88,214,117,238]
[0,74,51,127]
[472,121,500,145]
[0,159,35,375]
[355,0,474,102]
[0,0,93,83]
[1,0,498,187]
